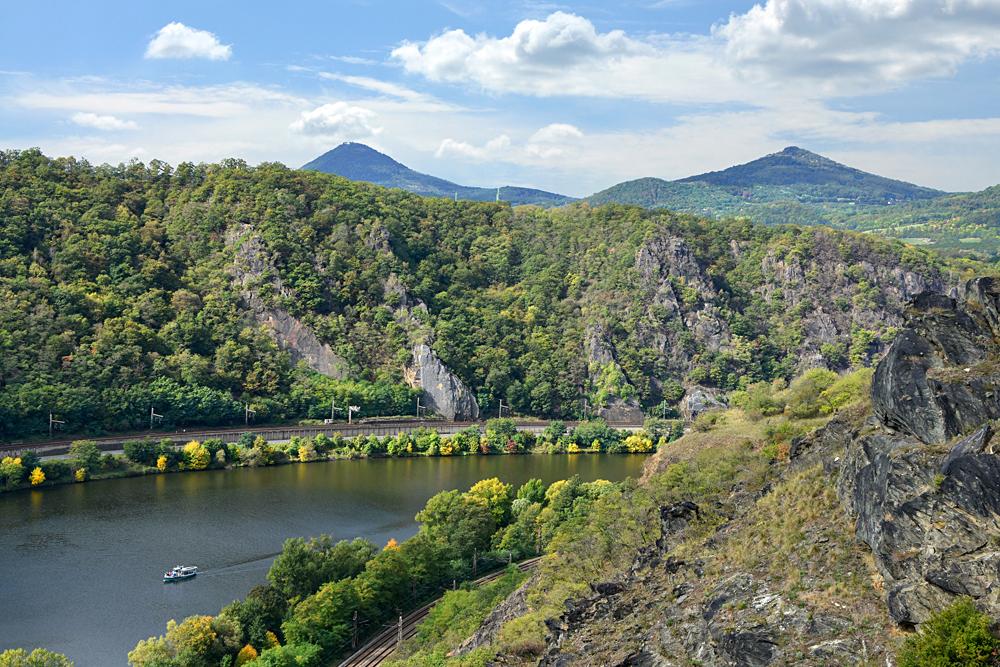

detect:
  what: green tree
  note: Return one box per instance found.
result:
[898,597,1000,667]
[466,478,513,526]
[0,649,73,667]
[69,440,102,472]
[415,490,494,559]
[267,536,377,601]
[281,579,360,658]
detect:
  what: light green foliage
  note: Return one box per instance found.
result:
[516,478,546,504]
[898,597,1000,667]
[0,456,25,487]
[69,440,102,472]
[466,478,513,526]
[0,648,73,667]
[385,568,527,667]
[128,614,241,667]
[254,642,323,667]
[779,368,838,418]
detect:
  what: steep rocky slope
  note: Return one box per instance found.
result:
[449,278,1000,666]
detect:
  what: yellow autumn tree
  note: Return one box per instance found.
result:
[75,467,87,482]
[0,456,24,486]
[265,630,280,648]
[624,433,654,453]
[156,454,169,472]
[182,441,210,470]
[235,643,258,666]
[29,467,45,486]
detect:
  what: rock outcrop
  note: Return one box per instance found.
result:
[227,225,349,378]
[839,277,1000,626]
[586,326,643,424]
[410,344,479,421]
[680,385,727,421]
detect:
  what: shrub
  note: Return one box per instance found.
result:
[0,456,24,487]
[123,440,158,466]
[75,468,87,482]
[40,460,71,482]
[182,441,211,470]
[69,440,102,472]
[898,597,1000,667]
[29,467,45,486]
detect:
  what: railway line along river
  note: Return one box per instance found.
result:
[0,453,646,666]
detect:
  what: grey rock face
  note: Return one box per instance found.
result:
[680,385,727,421]
[586,325,644,424]
[412,344,479,421]
[839,277,1000,626]
[872,280,1000,445]
[228,226,348,379]
[453,576,534,656]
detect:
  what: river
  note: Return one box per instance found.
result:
[0,454,646,666]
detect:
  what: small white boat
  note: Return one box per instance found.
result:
[163,565,198,583]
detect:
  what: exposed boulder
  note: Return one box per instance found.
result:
[410,344,479,421]
[227,226,349,379]
[680,385,727,421]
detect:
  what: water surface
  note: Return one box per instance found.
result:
[0,454,645,666]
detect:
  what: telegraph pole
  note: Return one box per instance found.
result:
[397,614,403,647]
[48,413,65,439]
[149,407,163,430]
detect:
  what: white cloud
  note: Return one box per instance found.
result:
[70,112,138,131]
[436,134,512,160]
[529,123,583,143]
[145,22,232,61]
[289,102,383,140]
[716,0,1000,93]
[393,4,1000,103]
[18,83,300,117]
[319,73,430,103]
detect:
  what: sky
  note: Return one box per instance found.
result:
[2,0,1000,196]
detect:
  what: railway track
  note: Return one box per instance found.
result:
[338,556,543,667]
[0,419,596,456]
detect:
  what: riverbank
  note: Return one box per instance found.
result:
[0,419,670,496]
[0,451,647,666]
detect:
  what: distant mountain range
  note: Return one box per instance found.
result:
[302,143,999,260]
[588,146,944,210]
[302,143,577,207]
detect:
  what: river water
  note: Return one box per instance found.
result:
[0,454,646,666]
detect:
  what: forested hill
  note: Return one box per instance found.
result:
[302,142,576,207]
[0,149,974,439]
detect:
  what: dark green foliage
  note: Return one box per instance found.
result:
[123,440,158,466]
[221,585,288,650]
[267,536,378,601]
[0,149,961,440]
[898,597,1000,667]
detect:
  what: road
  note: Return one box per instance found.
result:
[337,556,543,667]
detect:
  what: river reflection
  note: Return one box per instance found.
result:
[0,454,646,666]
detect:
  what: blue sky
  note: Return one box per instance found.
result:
[2,0,999,195]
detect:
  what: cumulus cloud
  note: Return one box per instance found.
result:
[145,22,232,61]
[289,102,382,140]
[435,123,584,162]
[71,112,138,131]
[392,3,1000,102]
[716,0,1000,92]
[436,134,512,160]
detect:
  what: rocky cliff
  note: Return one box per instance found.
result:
[227,225,349,379]
[460,278,1000,666]
[838,277,1000,627]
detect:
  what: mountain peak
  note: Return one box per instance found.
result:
[301,144,575,207]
